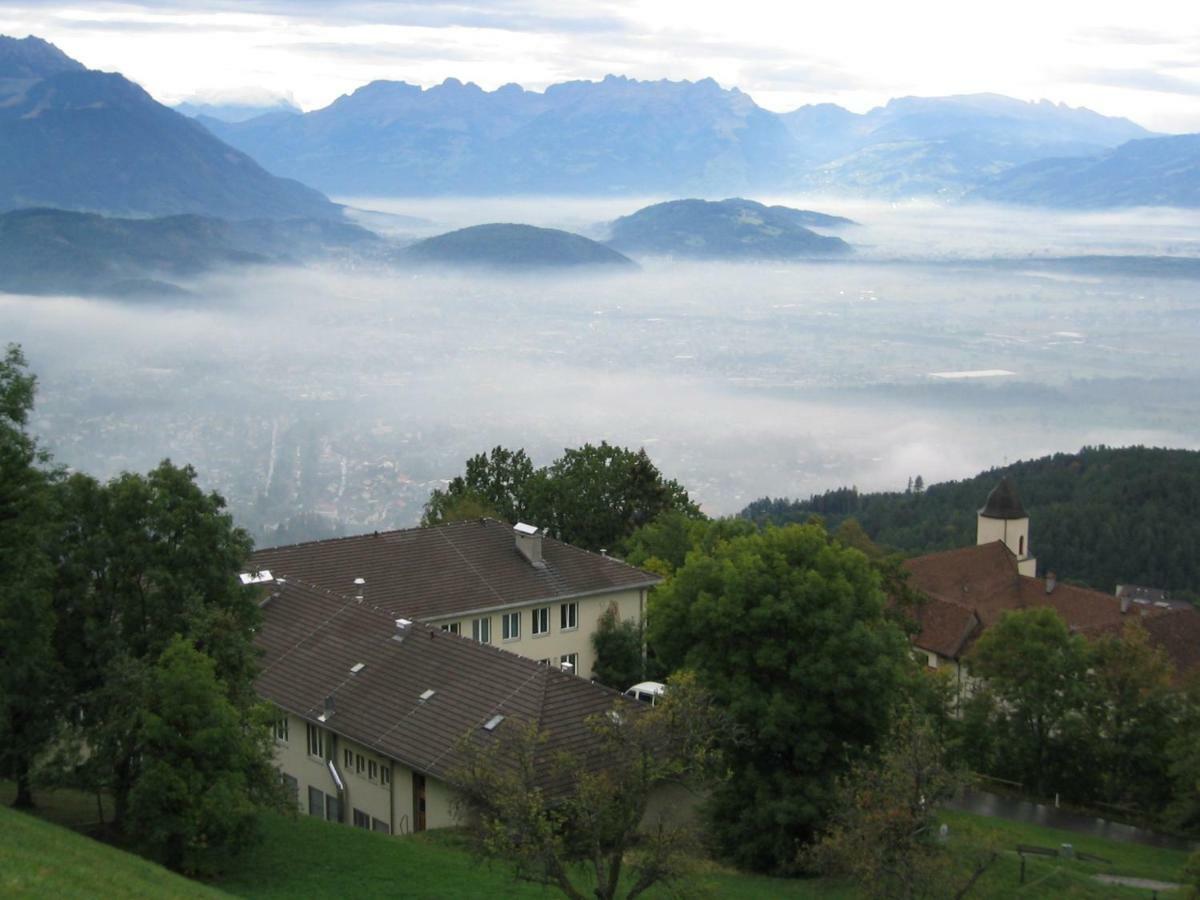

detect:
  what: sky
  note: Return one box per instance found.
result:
[2,1,1199,132]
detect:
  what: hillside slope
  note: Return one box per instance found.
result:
[0,805,223,898]
[742,446,1200,598]
[0,208,388,296]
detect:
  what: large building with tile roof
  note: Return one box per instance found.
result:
[252,518,661,679]
[256,576,640,834]
[904,478,1200,702]
[249,519,662,834]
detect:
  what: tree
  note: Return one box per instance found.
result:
[962,608,1093,798]
[590,604,644,690]
[50,460,261,828]
[807,709,995,900]
[127,636,282,872]
[453,672,726,900]
[649,524,911,872]
[423,446,535,525]
[0,345,58,809]
[424,442,701,553]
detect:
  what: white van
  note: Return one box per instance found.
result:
[623,681,666,705]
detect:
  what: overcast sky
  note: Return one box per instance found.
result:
[3,1,1199,132]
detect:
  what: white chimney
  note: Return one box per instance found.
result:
[354,577,365,603]
[514,522,544,567]
[1045,572,1057,594]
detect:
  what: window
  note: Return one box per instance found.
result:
[306,723,324,759]
[368,759,378,781]
[472,616,492,644]
[381,766,391,785]
[559,652,578,673]
[325,794,342,823]
[353,808,370,830]
[307,786,324,818]
[343,748,353,769]
[274,715,289,742]
[356,753,365,775]
[441,622,460,635]
[532,606,550,636]
[560,602,578,631]
[281,773,299,805]
[502,611,521,641]
[372,817,391,834]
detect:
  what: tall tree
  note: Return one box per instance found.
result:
[649,523,911,872]
[0,345,58,809]
[51,460,260,826]
[127,636,281,873]
[590,604,644,691]
[422,445,535,525]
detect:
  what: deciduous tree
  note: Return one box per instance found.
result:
[590,604,644,691]
[453,672,726,900]
[649,523,911,871]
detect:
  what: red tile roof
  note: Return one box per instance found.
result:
[251,518,660,621]
[903,541,1200,676]
[255,578,631,788]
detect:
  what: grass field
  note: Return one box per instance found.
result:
[2,781,1194,898]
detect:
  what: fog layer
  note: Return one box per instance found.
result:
[5,201,1199,543]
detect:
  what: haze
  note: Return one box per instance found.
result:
[3,200,1197,543]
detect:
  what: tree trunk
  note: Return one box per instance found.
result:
[13,762,34,809]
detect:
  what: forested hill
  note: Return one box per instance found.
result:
[741,446,1200,599]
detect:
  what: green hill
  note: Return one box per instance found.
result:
[607,198,853,259]
[402,223,635,269]
[0,804,223,898]
[741,446,1200,598]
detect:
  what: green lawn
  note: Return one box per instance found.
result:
[0,804,222,899]
[3,781,1194,898]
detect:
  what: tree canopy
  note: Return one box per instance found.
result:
[649,523,911,871]
[423,442,700,553]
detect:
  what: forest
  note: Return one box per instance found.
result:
[741,446,1200,599]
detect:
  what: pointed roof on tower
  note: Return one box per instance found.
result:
[978,475,1027,520]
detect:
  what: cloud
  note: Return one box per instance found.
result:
[1065,66,1200,98]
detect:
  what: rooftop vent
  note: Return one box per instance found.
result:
[239,569,273,585]
[514,522,544,568]
[1045,572,1057,594]
[419,689,435,702]
[392,618,413,643]
[353,577,365,602]
[1120,595,1131,615]
[350,662,365,675]
[483,714,505,731]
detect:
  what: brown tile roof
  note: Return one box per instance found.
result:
[255,578,631,789]
[903,541,1200,676]
[251,518,659,622]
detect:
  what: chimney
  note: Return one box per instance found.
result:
[514,522,544,567]
[1120,595,1131,615]
[353,577,365,603]
[1045,572,1057,594]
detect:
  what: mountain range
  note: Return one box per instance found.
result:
[203,76,1165,202]
[0,35,339,220]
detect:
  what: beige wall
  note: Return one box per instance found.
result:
[424,587,645,680]
[271,712,460,836]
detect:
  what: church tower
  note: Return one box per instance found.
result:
[976,476,1036,576]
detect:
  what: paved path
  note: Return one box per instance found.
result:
[946,789,1197,852]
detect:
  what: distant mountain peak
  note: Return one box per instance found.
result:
[0,33,85,80]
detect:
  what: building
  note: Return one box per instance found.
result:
[904,477,1200,699]
[256,576,635,834]
[251,518,661,679]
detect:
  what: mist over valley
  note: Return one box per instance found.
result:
[6,199,1199,544]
